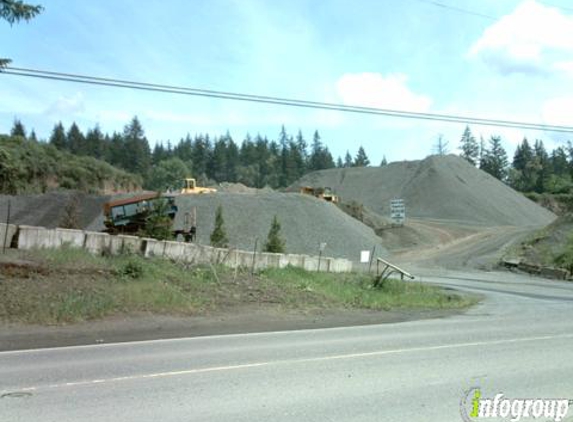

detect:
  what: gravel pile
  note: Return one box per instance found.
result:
[0,192,110,230]
[293,155,555,227]
[174,192,386,260]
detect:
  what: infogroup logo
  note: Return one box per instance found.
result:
[460,387,570,422]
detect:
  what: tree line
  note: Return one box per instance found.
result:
[9,117,375,191]
[457,125,573,194]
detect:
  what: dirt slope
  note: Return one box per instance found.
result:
[292,155,555,227]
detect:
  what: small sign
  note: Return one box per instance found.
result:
[390,198,406,225]
[319,242,327,252]
[360,250,370,263]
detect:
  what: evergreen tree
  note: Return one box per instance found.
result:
[336,156,343,168]
[533,139,550,193]
[380,155,388,166]
[0,0,43,68]
[85,125,105,159]
[510,138,535,191]
[344,150,353,167]
[49,122,67,150]
[551,147,569,176]
[433,135,449,155]
[295,130,308,169]
[122,116,151,175]
[10,119,26,138]
[210,205,229,248]
[225,134,239,183]
[28,129,37,142]
[480,136,508,181]
[459,126,479,165]
[211,136,228,182]
[353,146,370,167]
[67,122,86,155]
[264,215,285,253]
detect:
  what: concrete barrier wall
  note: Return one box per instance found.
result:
[5,223,353,273]
[0,223,17,249]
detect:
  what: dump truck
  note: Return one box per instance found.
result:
[299,186,339,203]
[180,178,217,194]
[102,193,196,241]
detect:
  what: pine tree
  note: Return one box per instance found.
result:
[10,119,26,138]
[210,205,229,248]
[344,150,353,167]
[67,122,86,155]
[480,136,508,181]
[433,135,449,155]
[533,139,550,193]
[264,215,285,253]
[0,1,43,68]
[49,122,68,150]
[336,156,343,168]
[85,125,105,159]
[380,156,388,166]
[122,116,151,175]
[459,126,479,165]
[353,146,370,167]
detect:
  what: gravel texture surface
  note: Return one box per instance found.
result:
[293,155,556,227]
[173,192,386,260]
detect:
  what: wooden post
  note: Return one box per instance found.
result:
[251,238,258,275]
[2,200,10,254]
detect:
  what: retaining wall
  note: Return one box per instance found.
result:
[0,223,17,250]
[6,224,352,273]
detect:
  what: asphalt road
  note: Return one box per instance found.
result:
[2,271,573,422]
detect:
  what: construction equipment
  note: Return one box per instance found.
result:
[299,186,339,203]
[102,193,196,241]
[180,178,217,195]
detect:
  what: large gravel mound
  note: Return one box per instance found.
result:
[293,155,555,227]
[0,192,110,230]
[174,192,386,260]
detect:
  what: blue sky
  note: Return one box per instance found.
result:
[2,0,573,164]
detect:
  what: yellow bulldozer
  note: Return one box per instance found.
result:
[179,178,217,195]
[300,186,339,203]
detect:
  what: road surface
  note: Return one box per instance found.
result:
[1,271,573,421]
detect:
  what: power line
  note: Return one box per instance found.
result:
[537,1,573,13]
[409,0,498,21]
[2,66,572,133]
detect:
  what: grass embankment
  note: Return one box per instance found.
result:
[0,248,478,325]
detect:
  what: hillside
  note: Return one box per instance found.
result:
[0,135,140,194]
[292,155,555,227]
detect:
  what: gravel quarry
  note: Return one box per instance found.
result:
[0,155,557,266]
[293,154,555,227]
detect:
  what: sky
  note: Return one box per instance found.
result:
[2,0,573,164]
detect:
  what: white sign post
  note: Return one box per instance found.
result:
[360,250,370,263]
[390,199,406,226]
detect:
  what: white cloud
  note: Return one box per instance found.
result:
[469,0,573,76]
[335,72,432,112]
[44,92,85,116]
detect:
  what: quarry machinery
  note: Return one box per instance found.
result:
[300,186,339,203]
[179,178,217,195]
[102,192,196,241]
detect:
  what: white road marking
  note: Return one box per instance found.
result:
[6,332,573,393]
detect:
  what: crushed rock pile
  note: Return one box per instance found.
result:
[292,155,555,227]
[0,192,110,230]
[174,192,386,260]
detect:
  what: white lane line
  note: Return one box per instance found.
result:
[6,332,573,394]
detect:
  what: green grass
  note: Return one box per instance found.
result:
[260,266,477,311]
[0,248,478,325]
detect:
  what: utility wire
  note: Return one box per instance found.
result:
[2,66,572,133]
[409,0,498,21]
